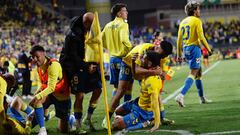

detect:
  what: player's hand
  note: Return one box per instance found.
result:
[132,53,139,61]
[208,50,213,56]
[149,124,159,132]
[160,72,166,80]
[29,96,40,107]
[176,57,183,63]
[151,66,163,76]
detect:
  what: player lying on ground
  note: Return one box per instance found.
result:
[0,74,34,135]
[111,51,163,132]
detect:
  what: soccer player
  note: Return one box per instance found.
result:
[0,73,33,134]
[101,3,133,128]
[59,12,101,134]
[102,3,133,101]
[175,1,213,107]
[106,41,172,128]
[29,45,71,135]
[112,51,162,132]
[152,32,175,125]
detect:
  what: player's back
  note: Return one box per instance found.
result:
[179,16,201,46]
[102,17,132,57]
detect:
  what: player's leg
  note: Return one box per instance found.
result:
[74,92,84,129]
[8,96,33,125]
[83,88,102,131]
[32,96,47,135]
[109,57,121,97]
[110,62,133,115]
[195,68,212,104]
[70,71,86,133]
[115,97,138,116]
[52,95,71,133]
[175,46,201,107]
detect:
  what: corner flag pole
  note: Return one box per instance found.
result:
[94,12,112,135]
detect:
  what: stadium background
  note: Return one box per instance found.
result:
[0,0,240,134]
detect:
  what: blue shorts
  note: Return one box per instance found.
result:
[184,45,202,69]
[7,107,39,128]
[109,57,122,86]
[121,97,139,114]
[119,62,134,83]
[7,107,26,125]
[43,94,71,121]
[71,65,102,94]
[123,98,153,128]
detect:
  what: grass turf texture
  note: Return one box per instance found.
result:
[30,59,240,134]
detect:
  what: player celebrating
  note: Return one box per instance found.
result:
[112,51,162,132]
[175,1,212,107]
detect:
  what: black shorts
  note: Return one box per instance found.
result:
[71,65,102,94]
[43,94,71,121]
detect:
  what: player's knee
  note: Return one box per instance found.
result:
[115,106,125,116]
[10,96,22,109]
[112,115,126,130]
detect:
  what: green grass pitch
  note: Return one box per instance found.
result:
[31,59,240,135]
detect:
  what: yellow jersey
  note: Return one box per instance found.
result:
[102,17,132,57]
[0,76,31,134]
[35,59,69,101]
[123,43,154,67]
[138,75,162,111]
[177,16,211,57]
[123,43,169,72]
[0,76,7,113]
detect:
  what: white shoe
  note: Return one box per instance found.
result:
[69,114,76,131]
[175,94,185,107]
[101,117,108,129]
[22,95,27,100]
[38,127,47,135]
[200,97,212,104]
[27,95,33,100]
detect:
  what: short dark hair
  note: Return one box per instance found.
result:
[2,73,16,87]
[3,61,9,67]
[185,1,200,16]
[111,3,127,17]
[160,41,173,56]
[30,45,45,55]
[145,51,161,67]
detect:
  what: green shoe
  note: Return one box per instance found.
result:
[161,118,175,125]
[83,118,96,132]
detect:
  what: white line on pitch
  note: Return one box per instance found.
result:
[162,61,221,104]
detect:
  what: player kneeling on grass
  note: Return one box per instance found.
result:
[29,45,71,135]
[112,51,162,132]
[0,73,34,135]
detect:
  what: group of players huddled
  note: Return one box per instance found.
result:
[0,1,213,135]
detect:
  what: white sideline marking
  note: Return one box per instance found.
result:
[162,61,221,104]
[128,129,240,135]
[129,129,194,135]
[201,130,240,135]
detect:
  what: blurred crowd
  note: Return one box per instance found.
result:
[0,1,239,92]
[204,20,240,45]
[0,0,64,27]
